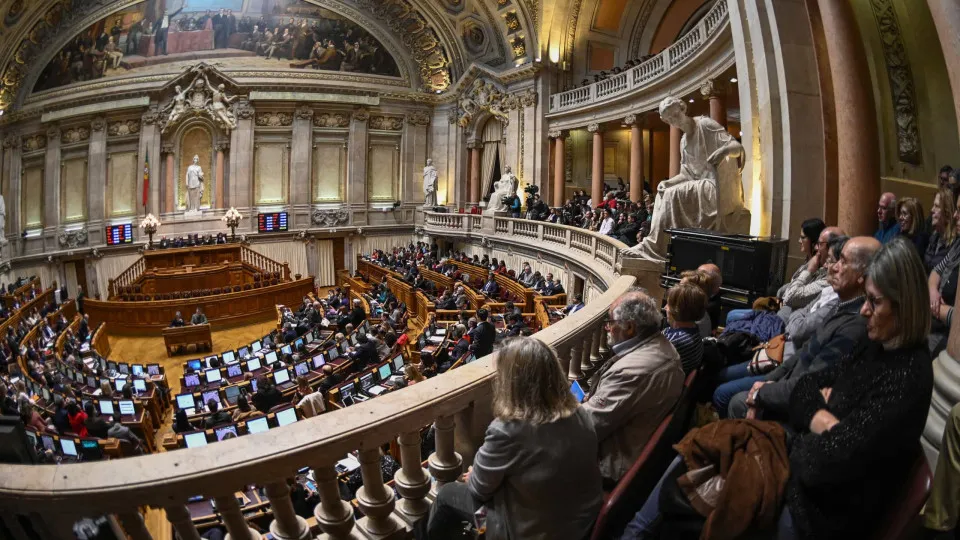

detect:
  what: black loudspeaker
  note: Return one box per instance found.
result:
[664,228,789,297]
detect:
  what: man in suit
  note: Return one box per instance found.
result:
[78,314,90,341]
[581,290,684,484]
[152,6,182,55]
[539,273,564,296]
[350,299,366,327]
[169,311,185,327]
[191,307,208,325]
[564,294,585,315]
[481,272,500,297]
[472,308,496,358]
[349,333,378,373]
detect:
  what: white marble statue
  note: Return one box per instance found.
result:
[209,83,238,131]
[423,158,438,207]
[632,96,748,261]
[0,194,7,245]
[485,165,519,214]
[164,85,188,128]
[185,155,205,213]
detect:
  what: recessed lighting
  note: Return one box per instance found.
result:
[730,77,738,83]
[739,131,743,137]
[688,98,695,103]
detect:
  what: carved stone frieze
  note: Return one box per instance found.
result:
[295,106,314,120]
[548,128,564,139]
[255,111,293,127]
[312,208,349,227]
[161,64,241,134]
[21,132,44,152]
[406,110,431,126]
[234,100,255,120]
[313,113,350,128]
[352,107,370,122]
[46,126,60,140]
[214,141,230,152]
[504,12,521,32]
[107,119,140,137]
[869,0,921,164]
[90,117,105,132]
[61,126,88,144]
[457,78,509,128]
[141,107,160,125]
[510,36,526,58]
[161,143,175,154]
[2,134,18,149]
[58,227,87,248]
[369,116,404,130]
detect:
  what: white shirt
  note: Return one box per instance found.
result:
[598,217,615,235]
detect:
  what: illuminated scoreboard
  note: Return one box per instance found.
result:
[105,224,133,245]
[257,212,288,233]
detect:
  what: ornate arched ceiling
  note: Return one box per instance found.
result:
[0,0,539,114]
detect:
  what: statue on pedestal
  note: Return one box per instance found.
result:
[185,155,205,213]
[485,166,519,215]
[631,96,748,261]
[423,158,438,207]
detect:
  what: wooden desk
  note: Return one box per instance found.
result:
[163,324,213,356]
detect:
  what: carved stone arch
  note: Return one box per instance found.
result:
[171,116,224,211]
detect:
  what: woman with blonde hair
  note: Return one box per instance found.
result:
[404,364,425,385]
[897,196,929,255]
[926,187,958,272]
[427,337,602,540]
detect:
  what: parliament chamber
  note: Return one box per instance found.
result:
[0,0,958,539]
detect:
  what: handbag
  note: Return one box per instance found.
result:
[748,334,786,375]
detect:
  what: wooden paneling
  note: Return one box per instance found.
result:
[142,244,243,270]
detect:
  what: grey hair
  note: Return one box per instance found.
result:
[846,240,878,272]
[865,237,930,347]
[611,288,662,331]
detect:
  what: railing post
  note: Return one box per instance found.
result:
[355,447,403,539]
[589,83,597,105]
[213,492,262,540]
[165,504,203,540]
[428,415,463,495]
[116,511,154,540]
[697,18,708,43]
[568,340,584,381]
[394,430,432,523]
[264,481,312,540]
[598,323,610,357]
[312,464,357,539]
[581,325,595,373]
[590,324,602,366]
[555,343,572,383]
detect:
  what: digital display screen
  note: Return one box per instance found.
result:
[60,438,78,457]
[222,351,237,364]
[273,369,290,385]
[227,364,242,378]
[247,417,269,434]
[264,351,278,365]
[106,224,133,245]
[133,379,146,392]
[184,374,201,388]
[312,353,326,369]
[118,400,135,416]
[378,364,391,380]
[258,212,288,233]
[147,364,160,376]
[276,408,297,427]
[184,431,208,448]
[205,369,222,384]
[176,394,195,410]
[294,362,309,377]
[201,390,221,407]
[215,424,238,441]
[393,355,405,371]
[99,400,114,416]
[246,358,261,371]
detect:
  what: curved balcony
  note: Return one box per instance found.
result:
[547,0,733,127]
[0,214,637,539]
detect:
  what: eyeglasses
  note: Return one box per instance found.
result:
[865,293,885,310]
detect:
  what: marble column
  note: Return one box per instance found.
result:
[43,126,61,239]
[927,0,960,135]
[589,123,603,206]
[468,143,481,206]
[290,105,313,211]
[626,115,643,202]
[669,126,681,178]
[139,107,161,217]
[550,130,565,207]
[162,145,175,214]
[815,0,880,237]
[87,118,107,238]
[347,107,369,225]
[228,100,255,210]
[701,79,727,127]
[1,134,19,241]
[215,142,228,210]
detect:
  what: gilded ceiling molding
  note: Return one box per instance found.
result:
[564,0,584,69]
[868,0,922,165]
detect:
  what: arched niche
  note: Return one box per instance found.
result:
[172,118,225,211]
[476,115,507,200]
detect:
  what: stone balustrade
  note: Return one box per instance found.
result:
[548,0,730,115]
[0,213,637,539]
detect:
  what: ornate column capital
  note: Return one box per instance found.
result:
[46,126,61,141]
[233,100,255,121]
[548,128,565,139]
[141,106,161,125]
[352,107,370,122]
[699,79,725,99]
[2,133,19,149]
[90,117,106,132]
[295,105,314,120]
[406,109,431,126]
[161,143,175,155]
[587,123,601,133]
[623,114,644,127]
[466,140,482,150]
[214,141,230,152]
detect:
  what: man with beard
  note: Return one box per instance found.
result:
[581,289,684,485]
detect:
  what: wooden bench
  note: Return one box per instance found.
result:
[163,324,213,356]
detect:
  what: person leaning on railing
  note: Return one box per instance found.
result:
[426,337,603,540]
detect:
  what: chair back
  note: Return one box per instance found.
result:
[872,446,932,540]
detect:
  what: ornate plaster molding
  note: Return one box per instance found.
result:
[295,106,315,120]
[369,116,404,130]
[21,132,45,152]
[352,107,370,122]
[107,119,140,137]
[61,126,89,144]
[58,227,88,249]
[406,109,431,126]
[312,208,349,227]
[255,111,293,127]
[45,126,60,141]
[314,112,350,128]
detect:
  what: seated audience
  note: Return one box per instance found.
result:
[582,289,683,484]
[169,311,185,327]
[874,191,901,244]
[783,235,847,348]
[663,282,706,374]
[252,376,284,413]
[66,400,88,437]
[925,187,957,273]
[623,237,933,539]
[191,307,208,325]
[203,399,233,428]
[472,308,496,358]
[83,402,110,438]
[348,333,378,373]
[232,396,259,422]
[928,189,960,354]
[426,337,602,540]
[778,226,842,318]
[897,197,929,256]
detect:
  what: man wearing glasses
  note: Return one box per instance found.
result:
[874,192,900,244]
[581,290,683,485]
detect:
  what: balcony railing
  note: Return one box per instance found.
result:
[0,213,636,540]
[549,0,730,113]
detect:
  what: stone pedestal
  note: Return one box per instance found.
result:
[184,210,202,219]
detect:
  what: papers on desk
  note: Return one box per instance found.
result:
[80,343,91,353]
[336,454,361,473]
[428,336,444,344]
[434,328,447,336]
[92,388,102,396]
[367,385,387,396]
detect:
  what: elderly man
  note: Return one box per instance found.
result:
[582,289,684,484]
[874,192,900,244]
[725,236,880,420]
[778,226,844,320]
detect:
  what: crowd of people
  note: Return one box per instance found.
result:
[576,55,657,88]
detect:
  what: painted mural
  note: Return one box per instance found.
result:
[33,0,400,92]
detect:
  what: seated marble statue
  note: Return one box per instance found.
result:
[632,96,749,261]
[485,166,519,215]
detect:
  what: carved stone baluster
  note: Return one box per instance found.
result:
[589,323,602,366]
[116,511,154,540]
[555,344,572,385]
[164,504,203,540]
[428,415,463,495]
[312,464,357,539]
[580,327,594,373]
[394,430,431,524]
[568,340,584,381]
[1,512,31,540]
[212,493,261,540]
[355,448,403,538]
[264,481,312,540]
[598,323,610,357]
